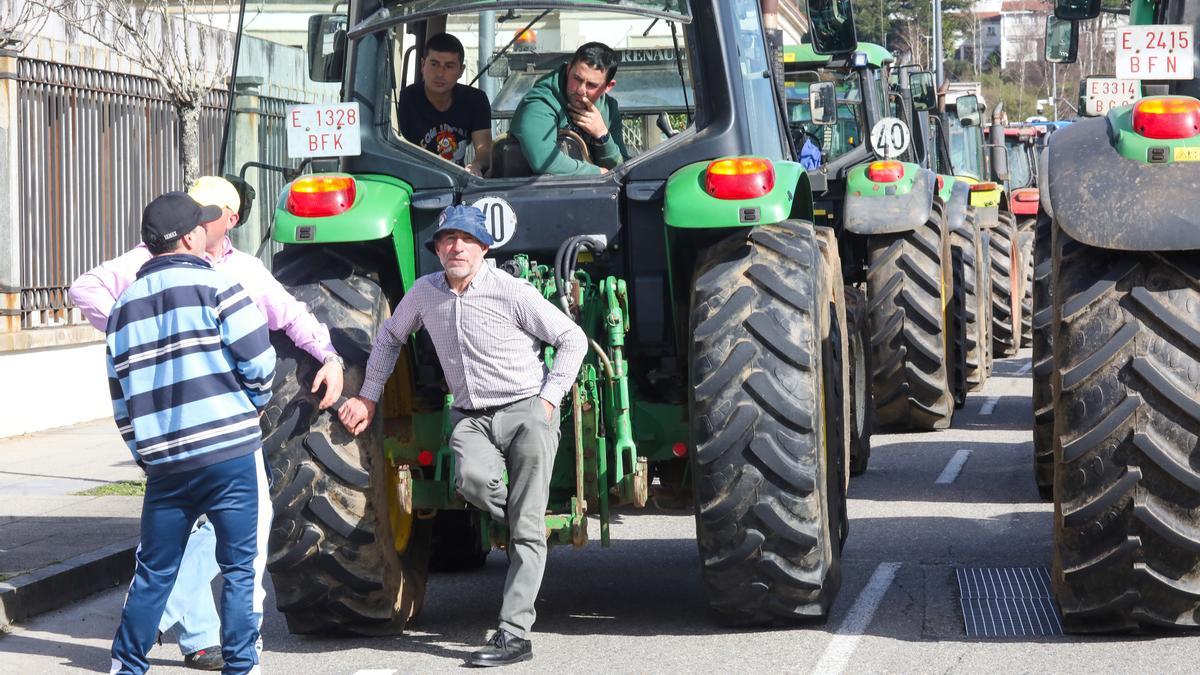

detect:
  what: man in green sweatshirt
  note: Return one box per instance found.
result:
[511,41,630,176]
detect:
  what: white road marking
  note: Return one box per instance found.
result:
[980,396,1000,415]
[936,449,972,484]
[810,562,901,675]
[1016,361,1032,375]
[353,671,398,675]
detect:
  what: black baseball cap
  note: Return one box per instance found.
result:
[141,192,221,248]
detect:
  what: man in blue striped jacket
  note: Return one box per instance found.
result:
[106,191,276,675]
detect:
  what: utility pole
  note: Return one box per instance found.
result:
[933,0,944,86]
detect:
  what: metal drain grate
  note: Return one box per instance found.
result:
[956,567,1064,637]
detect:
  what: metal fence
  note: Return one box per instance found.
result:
[15,58,228,329]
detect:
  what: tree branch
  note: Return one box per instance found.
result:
[2,0,52,52]
[40,0,235,182]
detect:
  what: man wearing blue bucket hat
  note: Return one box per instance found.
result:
[340,204,587,667]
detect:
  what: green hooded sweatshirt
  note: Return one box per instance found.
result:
[511,64,630,176]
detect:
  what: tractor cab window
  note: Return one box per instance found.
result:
[731,0,788,159]
[385,7,696,178]
[885,69,902,118]
[786,69,865,164]
[947,113,983,180]
[1005,137,1034,189]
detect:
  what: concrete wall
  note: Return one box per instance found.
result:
[0,340,112,438]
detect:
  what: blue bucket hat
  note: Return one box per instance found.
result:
[424,204,494,253]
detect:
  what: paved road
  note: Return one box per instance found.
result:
[3,350,1197,673]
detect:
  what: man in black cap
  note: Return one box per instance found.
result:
[339,204,587,667]
[106,192,275,675]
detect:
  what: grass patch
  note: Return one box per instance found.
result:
[74,480,146,497]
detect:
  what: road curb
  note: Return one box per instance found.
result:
[0,537,138,628]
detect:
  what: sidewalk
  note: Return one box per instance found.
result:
[0,418,143,627]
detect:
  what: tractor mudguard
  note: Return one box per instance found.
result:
[274,174,414,244]
[974,205,999,229]
[942,180,970,232]
[663,159,809,228]
[1047,116,1200,251]
[274,174,419,288]
[842,166,936,235]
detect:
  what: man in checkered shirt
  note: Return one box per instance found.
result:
[340,204,586,667]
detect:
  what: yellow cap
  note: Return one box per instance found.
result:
[188,176,240,212]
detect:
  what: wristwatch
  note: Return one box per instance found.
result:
[324,353,345,368]
[594,131,611,145]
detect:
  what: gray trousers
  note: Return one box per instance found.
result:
[451,395,561,638]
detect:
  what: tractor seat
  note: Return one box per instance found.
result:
[488,129,593,178]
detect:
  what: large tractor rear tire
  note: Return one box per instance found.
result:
[261,245,431,635]
[845,287,873,476]
[950,212,988,402]
[1031,214,1054,501]
[1051,224,1200,631]
[1018,225,1035,348]
[815,227,852,494]
[866,204,955,430]
[690,220,846,624]
[989,211,1022,358]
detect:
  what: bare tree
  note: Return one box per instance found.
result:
[1,0,51,52]
[44,0,234,185]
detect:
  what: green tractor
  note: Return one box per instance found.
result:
[892,68,994,401]
[1040,0,1200,630]
[219,0,862,633]
[783,43,960,434]
[943,92,1024,363]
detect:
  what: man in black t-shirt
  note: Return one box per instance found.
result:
[397,33,492,175]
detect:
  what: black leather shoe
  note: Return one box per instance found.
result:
[182,646,224,671]
[467,628,532,667]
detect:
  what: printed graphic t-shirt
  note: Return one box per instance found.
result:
[397,83,491,165]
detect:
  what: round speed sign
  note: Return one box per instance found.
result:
[469,196,518,249]
[870,117,911,159]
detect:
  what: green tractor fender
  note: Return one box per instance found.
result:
[1046,109,1200,251]
[842,162,936,235]
[273,174,419,288]
[662,158,812,229]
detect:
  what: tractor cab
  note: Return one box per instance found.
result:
[945,93,986,184]
[782,43,894,179]
[996,126,1041,217]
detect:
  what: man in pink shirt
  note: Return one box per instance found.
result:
[69,176,342,670]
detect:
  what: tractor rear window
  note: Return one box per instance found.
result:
[785,70,865,163]
[384,7,697,178]
[947,114,983,180]
[1005,138,1034,189]
[730,0,788,160]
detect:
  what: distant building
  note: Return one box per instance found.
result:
[959,0,1049,71]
